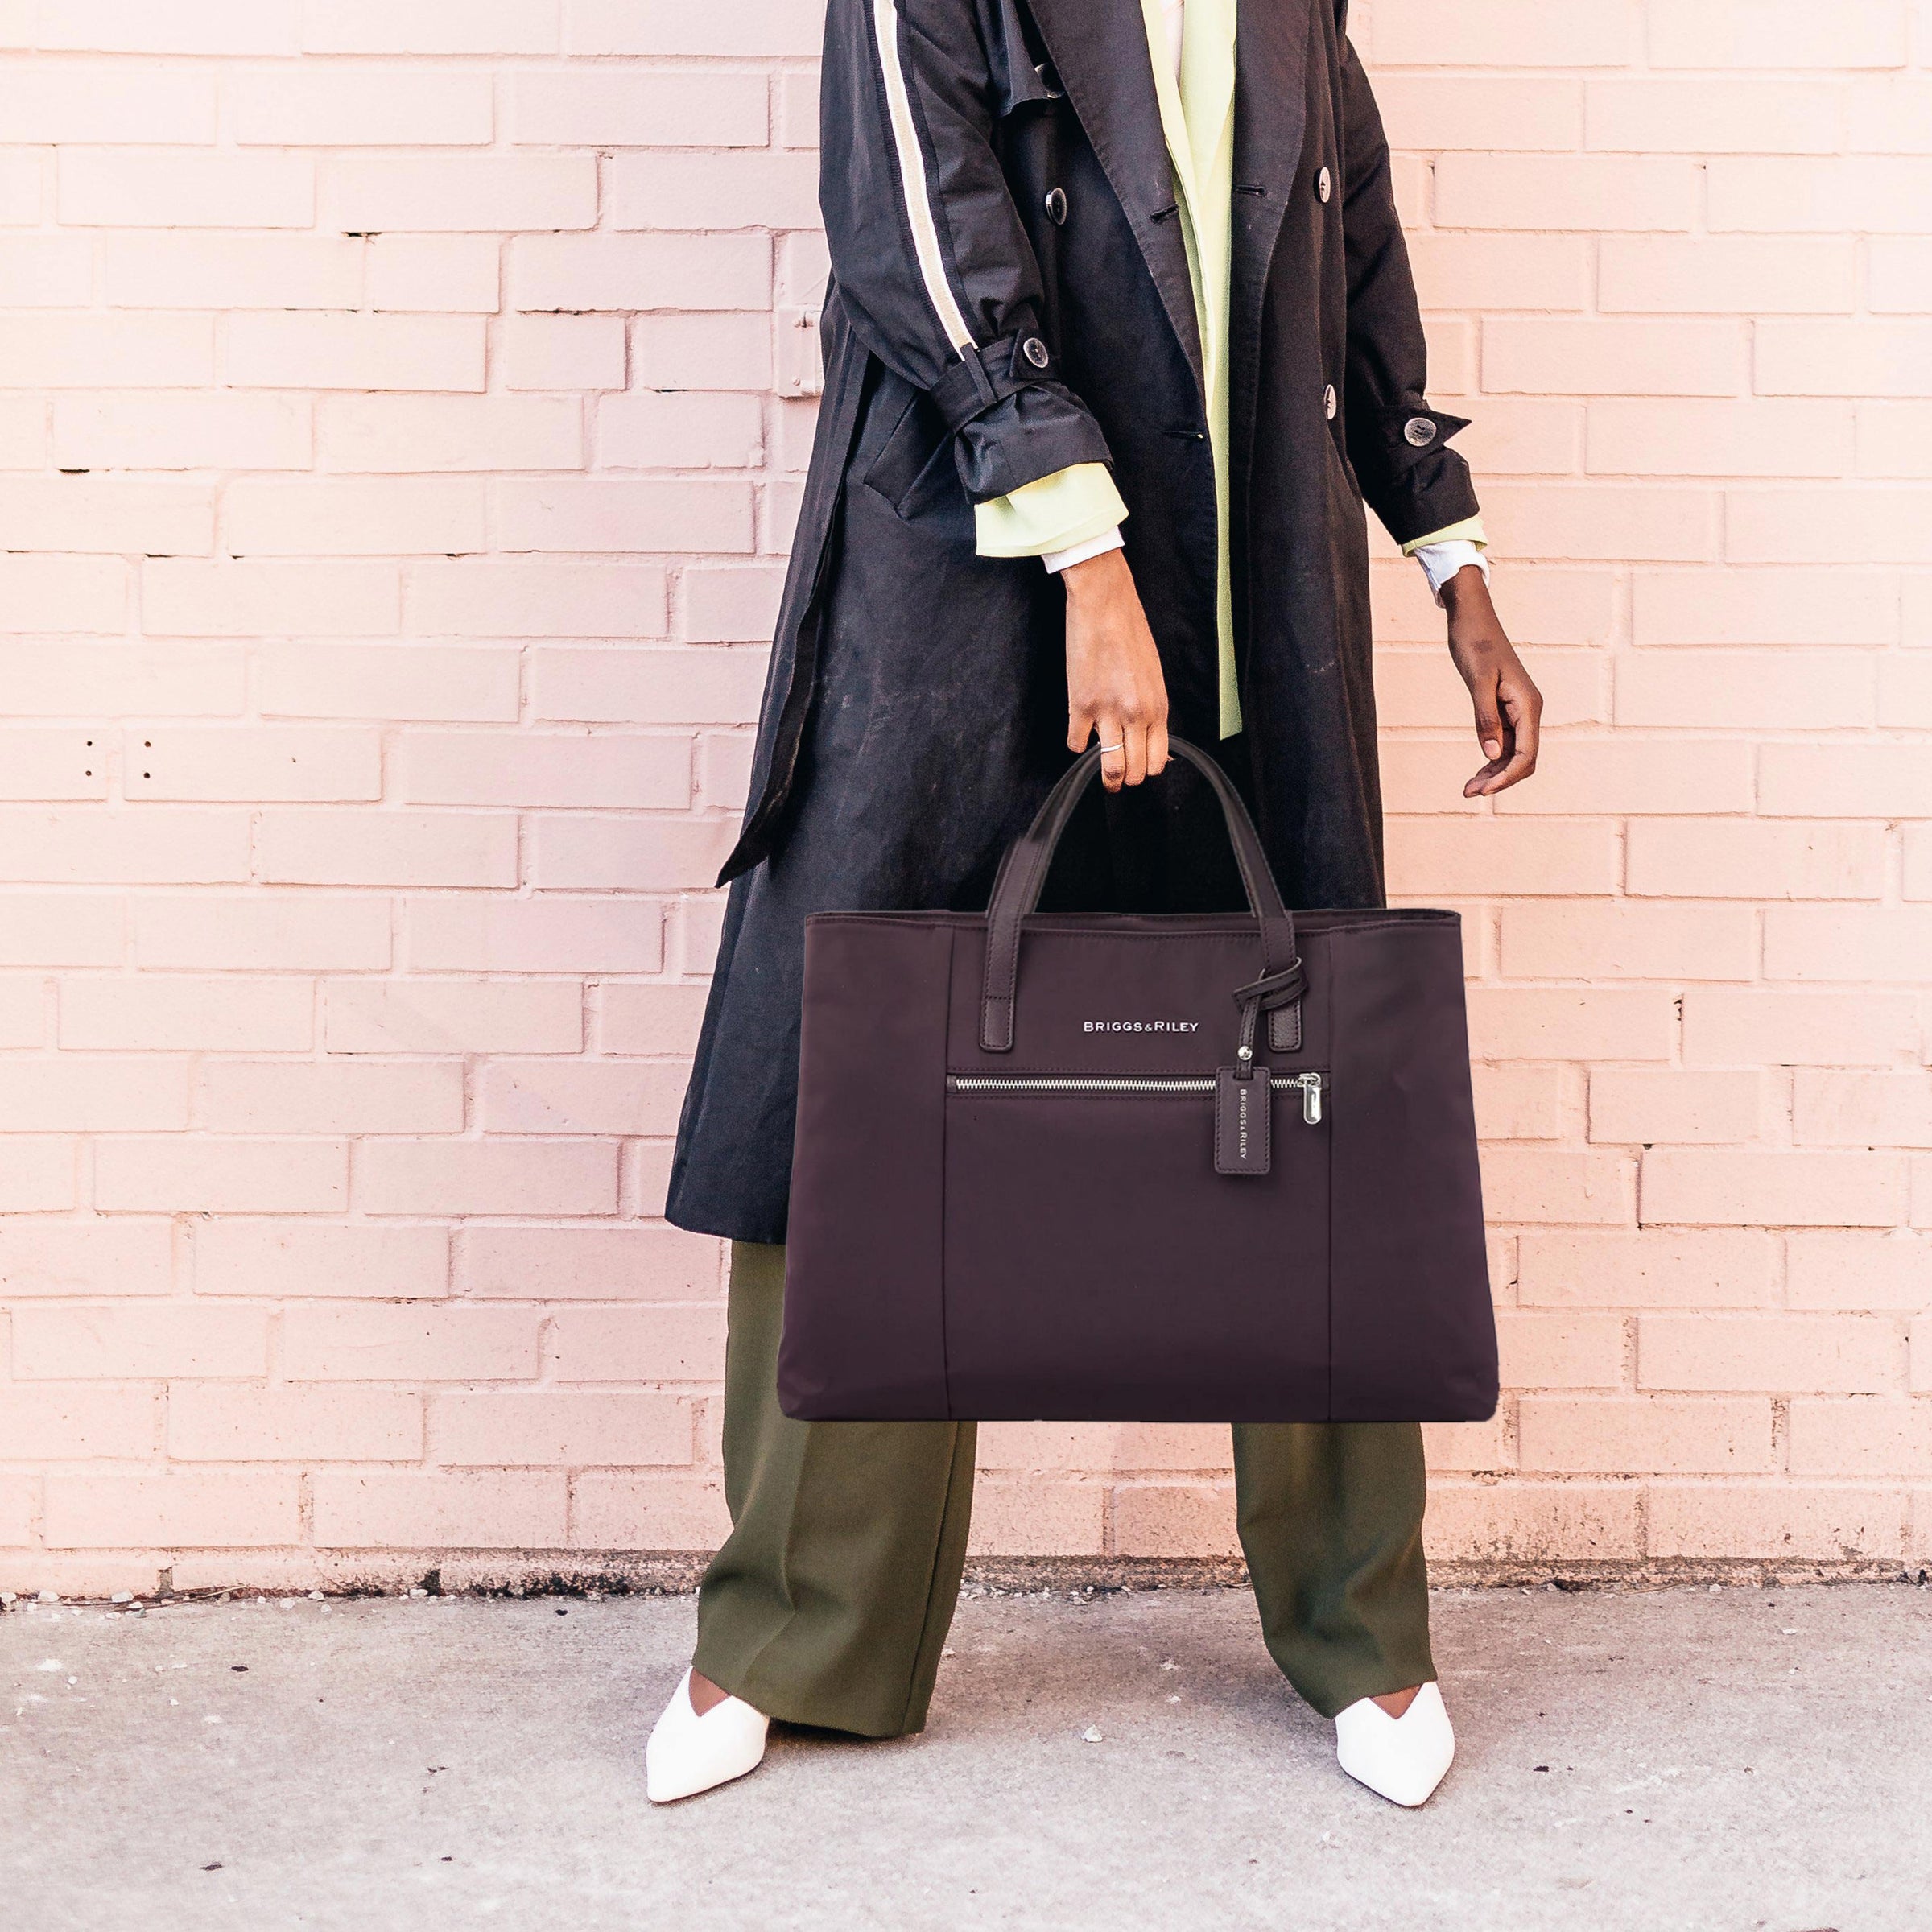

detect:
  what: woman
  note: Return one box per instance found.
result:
[656,0,1541,1807]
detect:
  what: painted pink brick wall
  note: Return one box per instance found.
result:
[1,0,1929,1594]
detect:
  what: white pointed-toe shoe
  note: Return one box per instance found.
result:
[1333,1681,1456,1807]
[646,1669,770,1803]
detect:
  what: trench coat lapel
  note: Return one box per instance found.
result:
[1229,0,1312,475]
[1026,0,1205,400]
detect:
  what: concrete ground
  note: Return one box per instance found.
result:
[2,1581,1927,1932]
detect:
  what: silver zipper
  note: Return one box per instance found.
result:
[948,1071,1327,1124]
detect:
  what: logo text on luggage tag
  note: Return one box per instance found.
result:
[1214,1066,1271,1176]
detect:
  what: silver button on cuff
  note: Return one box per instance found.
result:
[1022,336,1051,369]
[1317,165,1332,204]
[1044,187,1067,225]
[1323,384,1338,421]
[1404,415,1437,447]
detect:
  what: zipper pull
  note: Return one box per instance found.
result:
[1300,1073,1324,1125]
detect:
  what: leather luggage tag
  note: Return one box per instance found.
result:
[1214,1065,1271,1176]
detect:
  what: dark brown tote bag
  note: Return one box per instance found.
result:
[778,738,1497,1425]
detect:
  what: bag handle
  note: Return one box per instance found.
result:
[980,737,1305,1054]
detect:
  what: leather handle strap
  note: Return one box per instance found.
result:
[980,737,1302,1053]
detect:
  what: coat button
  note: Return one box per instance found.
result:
[1404,415,1437,447]
[1317,165,1332,204]
[1323,383,1337,420]
[1022,336,1051,369]
[1044,187,1067,225]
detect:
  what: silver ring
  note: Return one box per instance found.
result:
[1098,741,1125,755]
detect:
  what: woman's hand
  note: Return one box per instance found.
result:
[1444,566,1542,798]
[1062,548,1170,792]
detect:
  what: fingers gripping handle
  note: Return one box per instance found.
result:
[978,738,1305,1054]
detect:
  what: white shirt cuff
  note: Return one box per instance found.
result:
[1042,525,1126,575]
[1414,539,1489,606]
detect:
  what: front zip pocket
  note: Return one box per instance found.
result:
[948,1070,1327,1125]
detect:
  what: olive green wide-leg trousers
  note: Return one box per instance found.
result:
[692,1242,1435,1738]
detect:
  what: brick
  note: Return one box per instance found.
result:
[39,0,298,53]
[313,1471,567,1548]
[94,1137,346,1213]
[59,149,312,227]
[0,477,211,555]
[0,555,125,631]
[976,1422,1232,1473]
[682,566,787,643]
[399,731,687,808]
[1586,76,1843,154]
[324,980,581,1055]
[406,560,667,638]
[510,68,766,146]
[1757,322,1932,400]
[231,64,493,144]
[1709,159,1932,235]
[321,156,595,233]
[1641,1315,1902,1394]
[0,1385,160,1459]
[510,233,770,320]
[60,975,310,1052]
[0,1138,76,1210]
[259,645,518,724]
[1110,1482,1236,1559]
[1422,1481,1642,1563]
[456,1224,720,1300]
[103,233,360,312]
[598,394,764,472]
[433,1391,691,1467]
[1788,1231,1932,1310]
[491,478,755,556]
[0,807,249,885]
[301,0,560,53]
[192,1219,448,1301]
[596,982,710,1055]
[634,313,771,390]
[1647,1485,1905,1562]
[1616,650,1872,729]
[407,898,663,975]
[1589,1071,1762,1146]
[1869,238,1932,315]
[0,730,108,803]
[365,236,500,313]
[501,314,625,392]
[123,727,382,805]
[356,1137,617,1216]
[1629,822,1884,903]
[1501,902,1757,981]
[1649,2,1908,69]
[170,1385,423,1463]
[1888,667,1932,730]
[1519,1397,1773,1475]
[1587,399,1852,477]
[1368,75,1582,149]
[1846,76,1932,155]
[284,1304,542,1381]
[975,1476,1114,1556]
[1484,485,1720,562]
[1518,1229,1774,1310]
[144,559,399,637]
[1860,402,1932,479]
[0,1220,174,1298]
[1632,570,1899,646]
[0,896,124,967]
[1435,155,1695,232]
[1641,1150,1907,1228]
[566,0,820,56]
[222,478,485,557]
[477,1059,685,1135]
[1764,909,1932,983]
[12,1304,268,1379]
[0,235,91,308]
[1787,1399,1932,1476]
[609,151,819,233]
[316,395,580,474]
[0,1476,35,1548]
[200,1059,462,1134]
[697,734,755,812]
[45,1472,300,1550]
[778,69,819,147]
[1480,1150,1636,1226]
[1384,819,1616,897]
[1682,989,1918,1068]
[1451,398,1584,479]
[1599,236,1856,317]
[570,1474,729,1550]
[1467,988,1677,1063]
[1421,1417,1513,1474]
[1794,1072,1932,1149]
[530,646,767,727]
[0,61,215,142]
[256,811,517,888]
[1497,1311,1626,1389]
[1373,0,1639,64]
[545,1305,727,1381]
[1472,1064,1568,1141]
[0,1057,186,1131]
[1486,320,1747,399]
[1502,741,1757,820]
[527,817,738,892]
[0,976,45,1047]
[55,392,311,470]
[224,313,485,393]
[0,312,213,388]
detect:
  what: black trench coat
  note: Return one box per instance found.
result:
[668,0,1480,1243]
